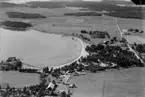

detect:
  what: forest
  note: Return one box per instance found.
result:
[84,44,144,68]
[64,12,102,16]
[1,20,32,31]
[6,12,46,19]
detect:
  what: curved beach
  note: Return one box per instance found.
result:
[0,28,83,68]
[53,36,89,69]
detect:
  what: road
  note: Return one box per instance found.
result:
[114,17,144,64]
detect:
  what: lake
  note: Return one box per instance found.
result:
[0,28,82,68]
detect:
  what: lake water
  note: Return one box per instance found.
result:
[0,28,82,68]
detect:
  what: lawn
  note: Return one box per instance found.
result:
[0,71,40,88]
[69,67,145,97]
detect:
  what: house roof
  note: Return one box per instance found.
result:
[46,82,55,89]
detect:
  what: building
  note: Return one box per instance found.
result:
[46,82,55,91]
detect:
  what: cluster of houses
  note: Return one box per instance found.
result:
[39,74,76,97]
[0,58,77,97]
[122,28,144,35]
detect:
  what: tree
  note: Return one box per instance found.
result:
[60,91,67,97]
[50,67,53,73]
[131,0,145,5]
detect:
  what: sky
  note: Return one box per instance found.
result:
[0,0,131,4]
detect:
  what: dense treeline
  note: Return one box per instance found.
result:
[6,12,46,19]
[0,79,63,97]
[19,68,38,73]
[27,1,64,8]
[106,9,144,19]
[85,44,144,68]
[0,2,26,8]
[0,57,22,71]
[80,30,110,38]
[127,28,144,33]
[131,0,145,5]
[64,12,102,16]
[132,43,145,53]
[1,21,32,31]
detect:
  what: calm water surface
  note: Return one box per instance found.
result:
[0,28,81,68]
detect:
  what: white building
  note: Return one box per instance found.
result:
[46,82,55,91]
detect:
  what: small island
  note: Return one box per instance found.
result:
[1,20,33,31]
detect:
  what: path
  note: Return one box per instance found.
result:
[114,17,144,64]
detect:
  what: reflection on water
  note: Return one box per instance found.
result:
[0,28,81,68]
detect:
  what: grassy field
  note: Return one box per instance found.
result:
[117,17,145,43]
[125,36,145,44]
[117,17,144,31]
[3,5,144,45]
[0,71,40,88]
[68,67,145,97]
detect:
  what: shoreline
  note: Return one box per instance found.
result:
[52,36,89,69]
[1,27,88,70]
[32,28,89,70]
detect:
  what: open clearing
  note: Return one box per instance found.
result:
[117,17,145,40]
[69,67,145,97]
[0,71,40,88]
[0,7,121,39]
[125,35,145,44]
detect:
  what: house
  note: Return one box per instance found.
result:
[99,63,108,67]
[46,82,55,91]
